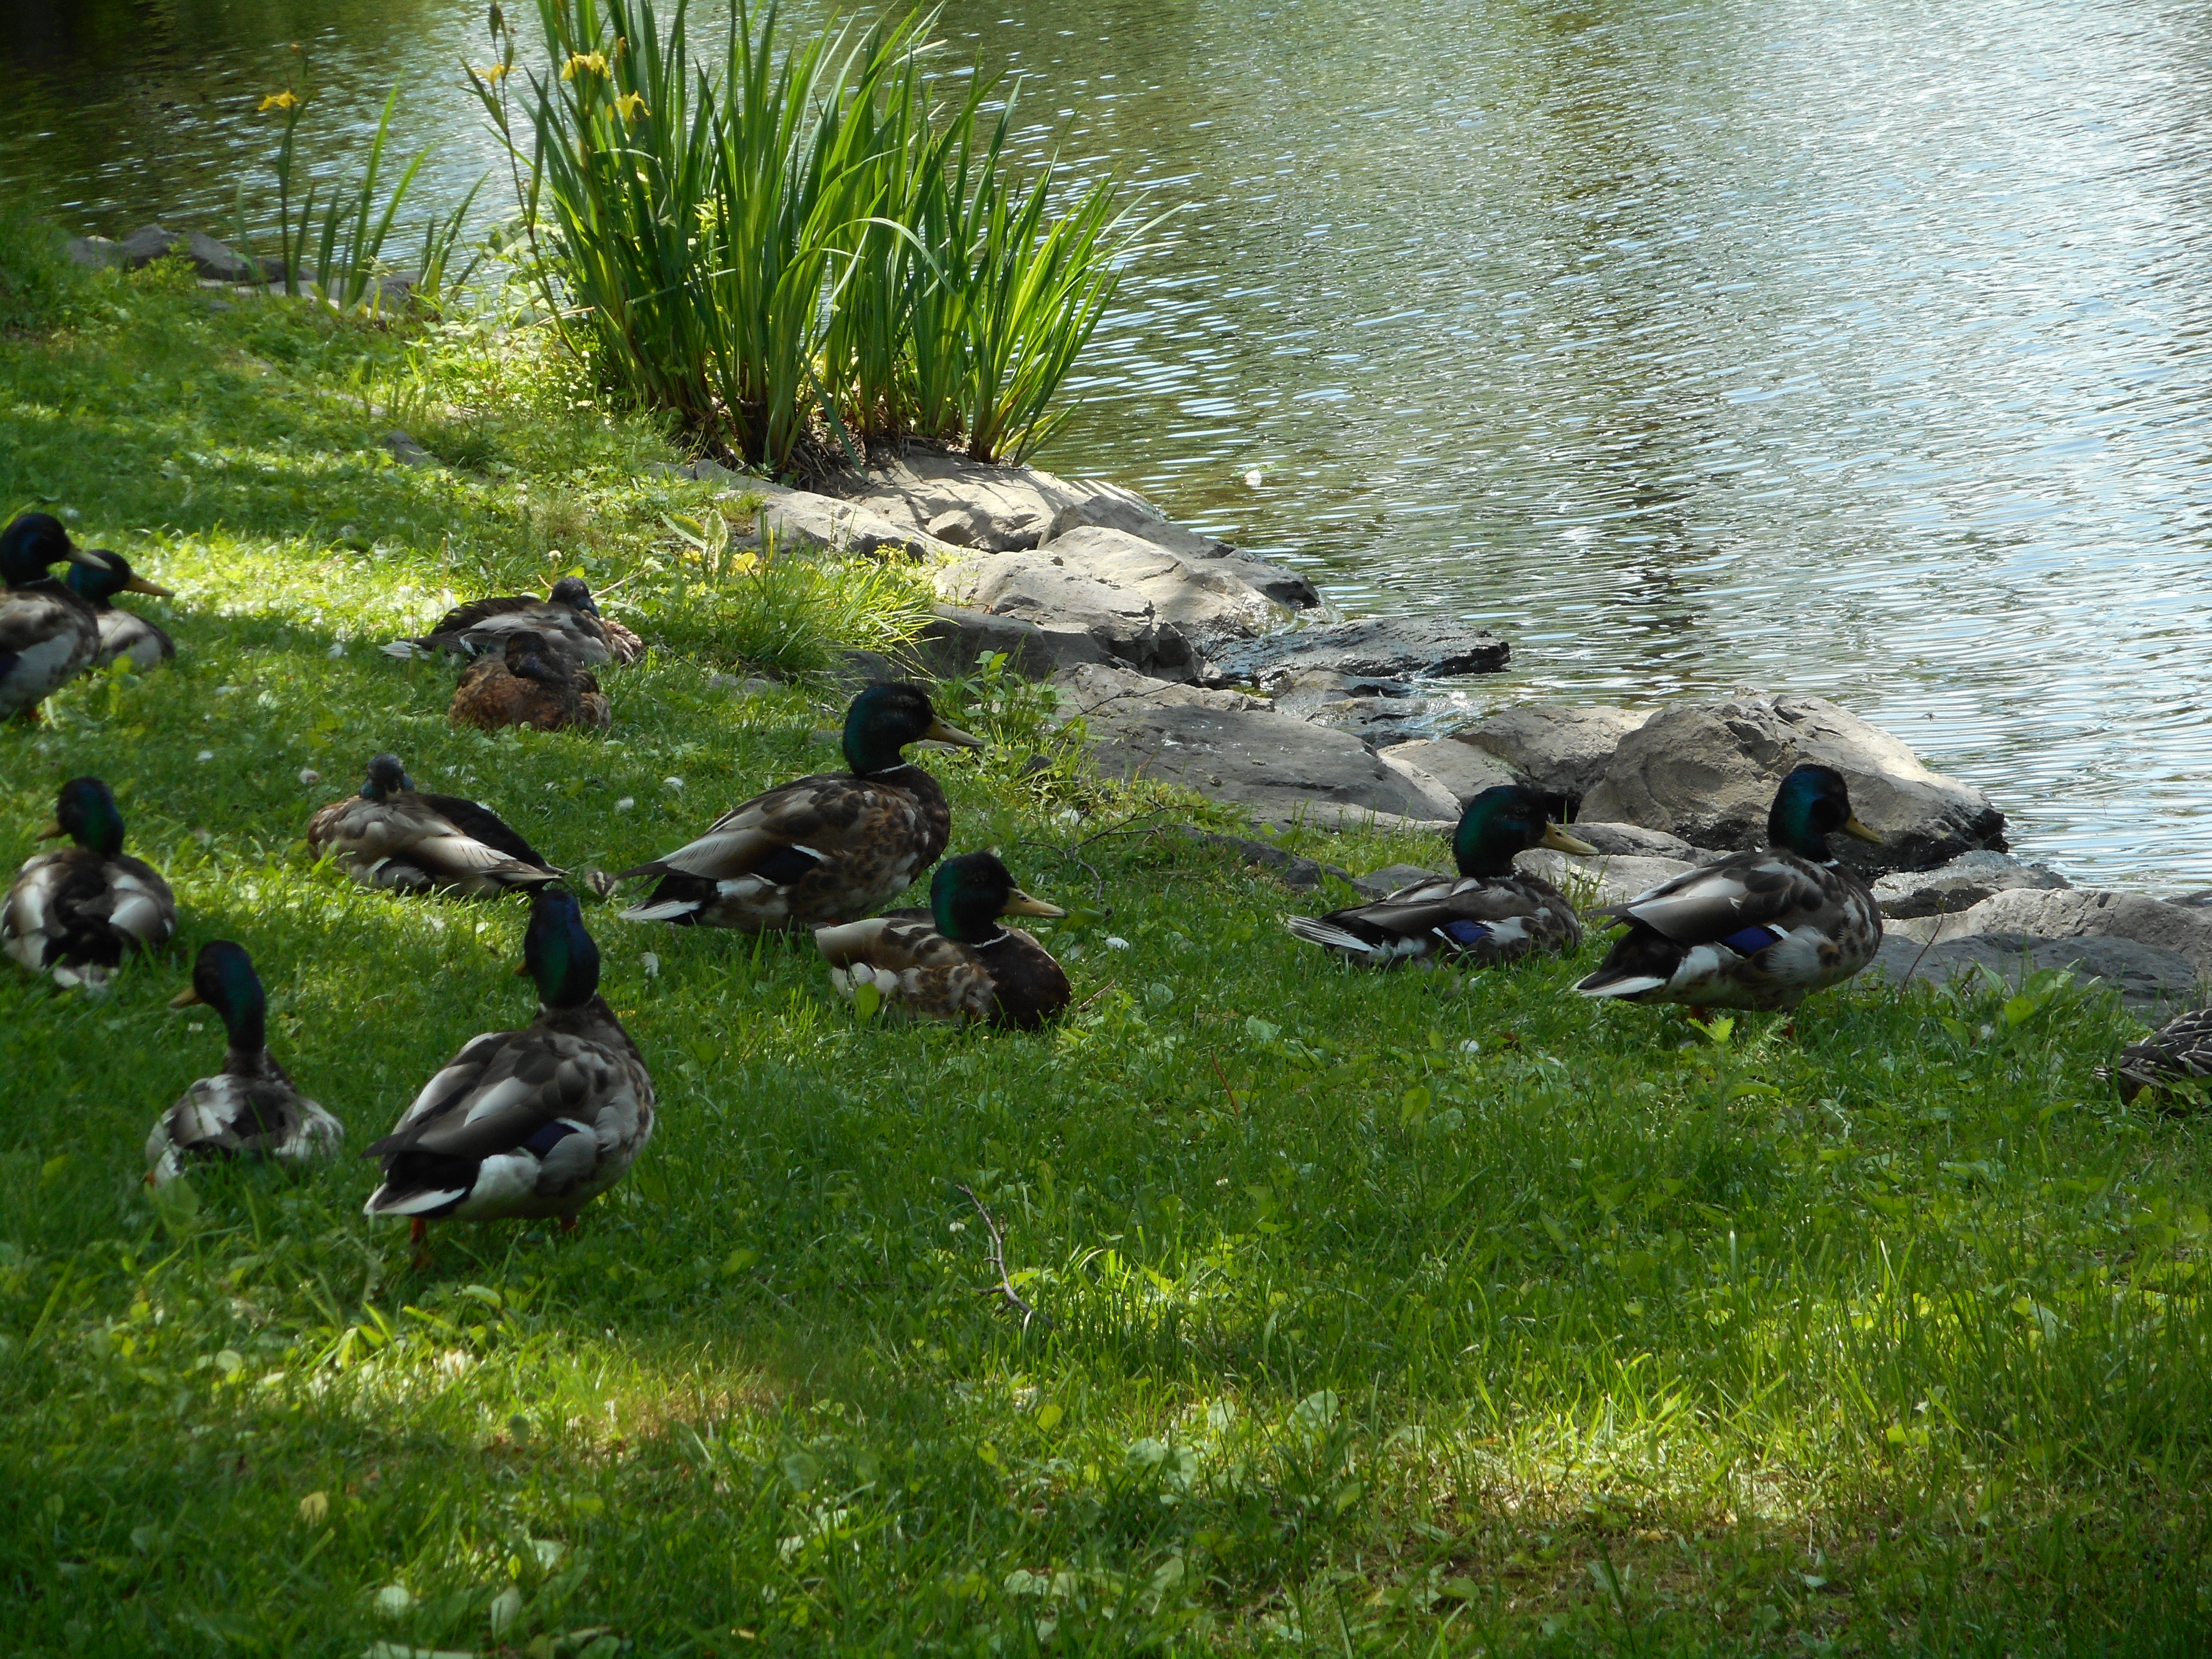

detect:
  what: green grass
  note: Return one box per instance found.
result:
[3,232,2212,1658]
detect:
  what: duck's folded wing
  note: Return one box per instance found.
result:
[101,856,176,946]
[2,854,64,962]
[813,915,958,971]
[1607,854,1832,946]
[619,774,902,883]
[368,1030,611,1161]
[417,791,552,869]
[1332,875,1481,934]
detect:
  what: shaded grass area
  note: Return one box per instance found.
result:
[3,231,2212,1657]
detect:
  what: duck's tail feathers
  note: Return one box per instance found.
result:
[1283,915,1381,957]
[380,638,430,660]
[609,860,664,884]
[620,897,698,924]
[363,1183,467,1218]
[1574,967,1668,999]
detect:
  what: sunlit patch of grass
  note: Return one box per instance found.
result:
[3,229,2212,1656]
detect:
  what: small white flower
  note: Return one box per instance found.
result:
[61,507,79,520]
[374,1585,412,1618]
[427,916,446,932]
[326,641,346,659]
[1460,1039,1481,1054]
[641,952,660,978]
[615,796,636,812]
[1105,936,1131,951]
[196,750,214,763]
[662,776,684,790]
[298,768,320,785]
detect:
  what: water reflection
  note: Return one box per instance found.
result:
[3,0,2210,884]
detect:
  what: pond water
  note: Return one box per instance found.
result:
[7,0,2212,887]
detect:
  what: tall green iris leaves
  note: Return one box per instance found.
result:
[486,0,1139,473]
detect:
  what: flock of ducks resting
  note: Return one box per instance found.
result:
[4,508,2206,1259]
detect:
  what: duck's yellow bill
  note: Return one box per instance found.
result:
[122,574,175,598]
[1843,814,1882,844]
[35,818,64,840]
[514,960,533,976]
[169,985,204,1008]
[925,717,985,748]
[1540,823,1601,855]
[1000,889,1066,919]
[64,545,110,571]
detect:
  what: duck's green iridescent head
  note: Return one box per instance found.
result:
[64,551,173,606]
[842,682,984,776]
[360,754,414,799]
[171,940,267,1054]
[1452,784,1597,877]
[930,851,1066,944]
[548,576,601,616]
[520,886,601,1009]
[41,776,127,859]
[1767,764,1881,861]
[1,512,109,588]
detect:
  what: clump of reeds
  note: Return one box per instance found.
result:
[478,0,1138,473]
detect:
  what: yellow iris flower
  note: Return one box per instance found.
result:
[560,51,609,80]
[615,91,649,123]
[258,90,301,112]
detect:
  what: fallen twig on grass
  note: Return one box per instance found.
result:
[1069,977,1118,1017]
[954,1182,1054,1333]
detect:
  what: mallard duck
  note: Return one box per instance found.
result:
[3,776,177,988]
[1,511,115,720]
[449,630,611,733]
[2099,1009,2212,1103]
[1574,763,1883,1015]
[384,576,643,668]
[617,682,983,930]
[146,941,344,1185]
[1284,785,1596,967]
[363,886,653,1253]
[308,752,562,896]
[814,852,1070,1027]
[65,550,176,670]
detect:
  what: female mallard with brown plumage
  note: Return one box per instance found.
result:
[363,887,653,1257]
[814,852,1069,1028]
[146,941,343,1185]
[1574,763,1883,1015]
[617,682,983,931]
[308,752,562,896]
[65,550,176,670]
[1,511,117,720]
[3,777,176,989]
[384,576,643,668]
[1285,785,1595,967]
[448,630,611,733]
[2099,1008,2212,1103]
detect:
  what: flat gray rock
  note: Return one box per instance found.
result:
[753,482,957,561]
[1863,932,2198,1012]
[1870,849,2069,919]
[1452,703,1651,803]
[1048,660,1266,718]
[1212,616,1510,684]
[384,430,441,468]
[1565,822,1705,860]
[1516,849,1700,912]
[1578,692,2005,875]
[1376,738,1519,810]
[65,235,125,270]
[918,604,1105,680]
[1085,701,1462,826]
[935,547,1201,681]
[1886,887,2212,979]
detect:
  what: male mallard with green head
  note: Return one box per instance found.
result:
[363,887,653,1256]
[66,550,177,671]
[617,682,984,931]
[814,851,1070,1027]
[0,511,118,720]
[1574,763,1883,1015]
[308,752,563,896]
[1285,784,1595,966]
[3,777,177,988]
[146,941,344,1185]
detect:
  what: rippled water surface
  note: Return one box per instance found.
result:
[7,0,2212,885]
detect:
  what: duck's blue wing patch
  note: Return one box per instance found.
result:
[1720,923,1789,957]
[1437,919,1492,947]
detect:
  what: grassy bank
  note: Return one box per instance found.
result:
[3,234,2211,1657]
